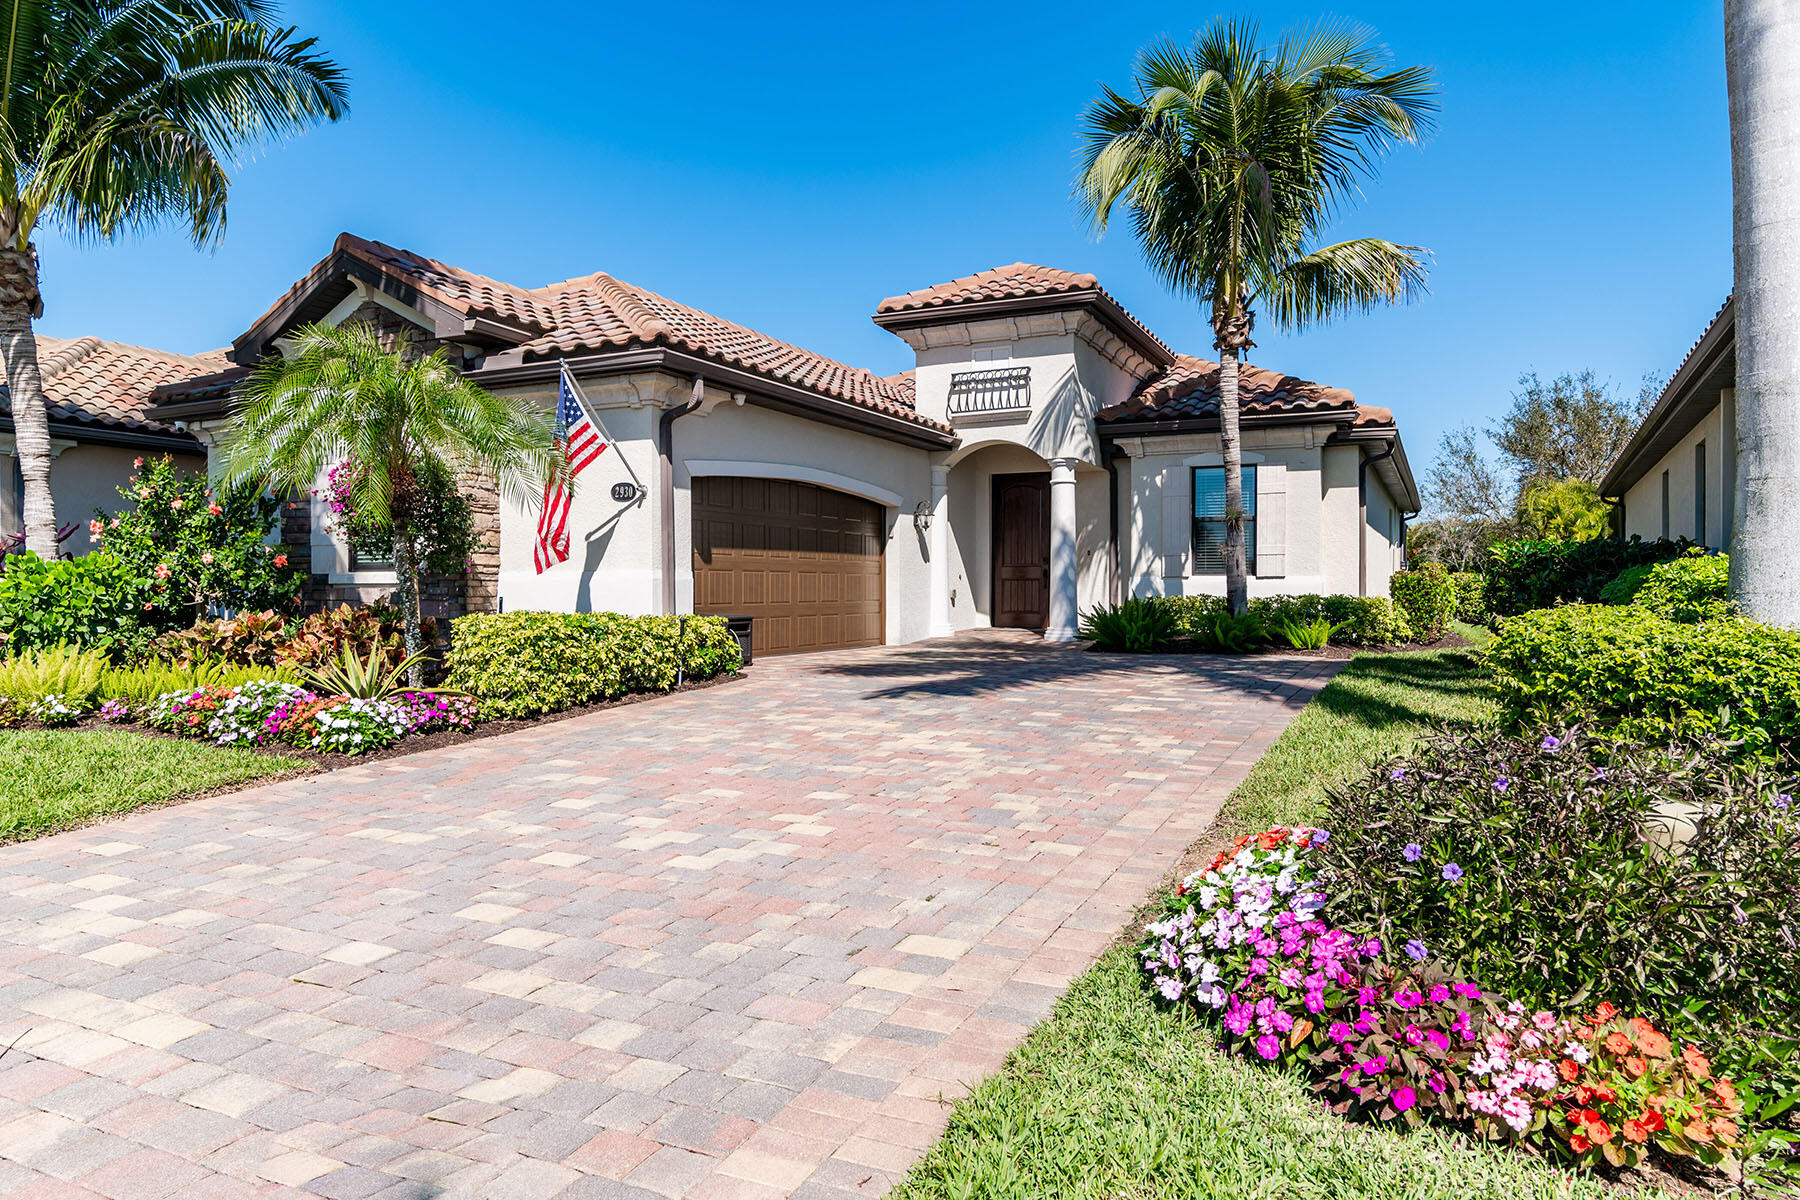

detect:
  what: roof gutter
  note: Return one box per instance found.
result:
[658,375,705,615]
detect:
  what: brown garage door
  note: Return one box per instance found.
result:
[692,476,885,656]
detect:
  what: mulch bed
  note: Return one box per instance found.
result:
[25,671,747,807]
[1088,631,1473,660]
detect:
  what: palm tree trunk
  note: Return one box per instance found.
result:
[0,242,54,553]
[1726,0,1800,626]
[390,520,426,688]
[1217,343,1250,617]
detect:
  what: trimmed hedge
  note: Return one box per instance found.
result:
[1388,564,1456,641]
[444,611,741,719]
[1164,593,1412,646]
[1483,536,1690,617]
[0,551,150,660]
[1448,571,1487,623]
[1485,603,1800,759]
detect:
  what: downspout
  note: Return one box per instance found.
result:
[1357,440,1397,597]
[658,374,705,615]
[1101,439,1126,604]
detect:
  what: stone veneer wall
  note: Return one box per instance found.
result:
[277,301,503,619]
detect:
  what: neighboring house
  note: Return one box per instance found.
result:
[1601,298,1735,548]
[59,234,1419,655]
[0,336,213,550]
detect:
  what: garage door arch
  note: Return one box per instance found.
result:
[692,476,886,656]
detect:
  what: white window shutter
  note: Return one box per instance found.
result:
[1256,463,1287,578]
[1159,465,1190,583]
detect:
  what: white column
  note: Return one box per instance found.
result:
[1047,456,1080,641]
[928,463,954,637]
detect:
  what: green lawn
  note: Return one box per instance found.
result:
[0,728,294,843]
[891,626,1646,1200]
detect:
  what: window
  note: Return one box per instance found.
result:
[970,345,1012,363]
[1694,442,1707,545]
[1192,465,1255,574]
[1661,470,1671,540]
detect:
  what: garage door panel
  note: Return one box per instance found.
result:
[693,478,884,656]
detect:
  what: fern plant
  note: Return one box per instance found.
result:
[0,644,106,709]
[1276,616,1348,650]
[98,661,301,710]
[1193,612,1269,654]
[1078,597,1177,652]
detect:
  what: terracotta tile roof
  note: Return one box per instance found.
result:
[518,275,939,430]
[873,262,1174,362]
[876,263,1103,314]
[1,336,228,435]
[253,235,946,435]
[1097,354,1358,424]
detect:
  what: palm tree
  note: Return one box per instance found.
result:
[222,322,560,685]
[1078,20,1435,614]
[1725,0,1800,626]
[1,0,346,554]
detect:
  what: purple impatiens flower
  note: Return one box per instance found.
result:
[1402,842,1423,863]
[1404,939,1427,962]
[1441,863,1465,883]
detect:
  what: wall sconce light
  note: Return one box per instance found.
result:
[912,501,932,532]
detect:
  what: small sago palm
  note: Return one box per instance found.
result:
[1079,19,1435,615]
[0,0,346,553]
[223,322,560,686]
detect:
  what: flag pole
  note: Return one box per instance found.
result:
[559,359,647,494]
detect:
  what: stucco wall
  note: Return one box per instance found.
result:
[1620,400,1728,546]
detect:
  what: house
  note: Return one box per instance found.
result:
[36,235,1420,655]
[0,337,214,551]
[1600,297,1735,548]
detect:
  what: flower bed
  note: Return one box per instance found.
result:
[134,679,476,756]
[1141,775,1787,1179]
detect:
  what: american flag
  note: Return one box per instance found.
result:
[533,366,608,573]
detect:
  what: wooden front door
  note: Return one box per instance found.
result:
[992,472,1050,630]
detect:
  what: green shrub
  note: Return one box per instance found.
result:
[0,645,107,709]
[1164,593,1410,646]
[1632,551,1732,623]
[91,454,301,628]
[1448,571,1488,623]
[1388,564,1457,641]
[445,611,741,719]
[1486,604,1800,759]
[0,552,151,659]
[98,661,301,709]
[1079,597,1177,652]
[1274,616,1343,650]
[1598,563,1654,606]
[1191,611,1268,653]
[1484,536,1689,617]
[1318,726,1800,1111]
[150,609,292,667]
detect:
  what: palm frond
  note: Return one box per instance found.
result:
[1259,237,1431,328]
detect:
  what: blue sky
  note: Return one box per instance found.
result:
[37,0,1731,472]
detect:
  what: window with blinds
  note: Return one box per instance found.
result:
[1192,465,1256,574]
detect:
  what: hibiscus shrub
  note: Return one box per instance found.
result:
[93,454,302,629]
[1316,728,1799,1116]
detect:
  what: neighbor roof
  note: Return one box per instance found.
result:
[1097,354,1363,425]
[1,336,224,445]
[231,234,944,437]
[1600,296,1735,499]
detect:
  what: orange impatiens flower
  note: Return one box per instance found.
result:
[1590,1002,1618,1024]
[1687,1118,1714,1144]
[1623,1118,1651,1144]
[1569,1131,1592,1154]
[1624,1056,1648,1079]
[1628,1017,1655,1039]
[1637,1027,1672,1058]
[1640,1110,1665,1133]
[1558,1058,1581,1083]
[1714,1078,1740,1113]
[1682,1046,1711,1078]
[1605,1030,1632,1055]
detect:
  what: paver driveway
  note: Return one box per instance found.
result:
[0,633,1338,1200]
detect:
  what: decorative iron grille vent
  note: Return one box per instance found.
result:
[947,366,1031,415]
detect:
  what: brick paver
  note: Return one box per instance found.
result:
[0,632,1338,1198]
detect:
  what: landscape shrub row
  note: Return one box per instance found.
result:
[443,611,741,719]
[1482,535,1691,618]
[1485,603,1800,760]
[1142,728,1797,1177]
[1081,593,1419,653]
